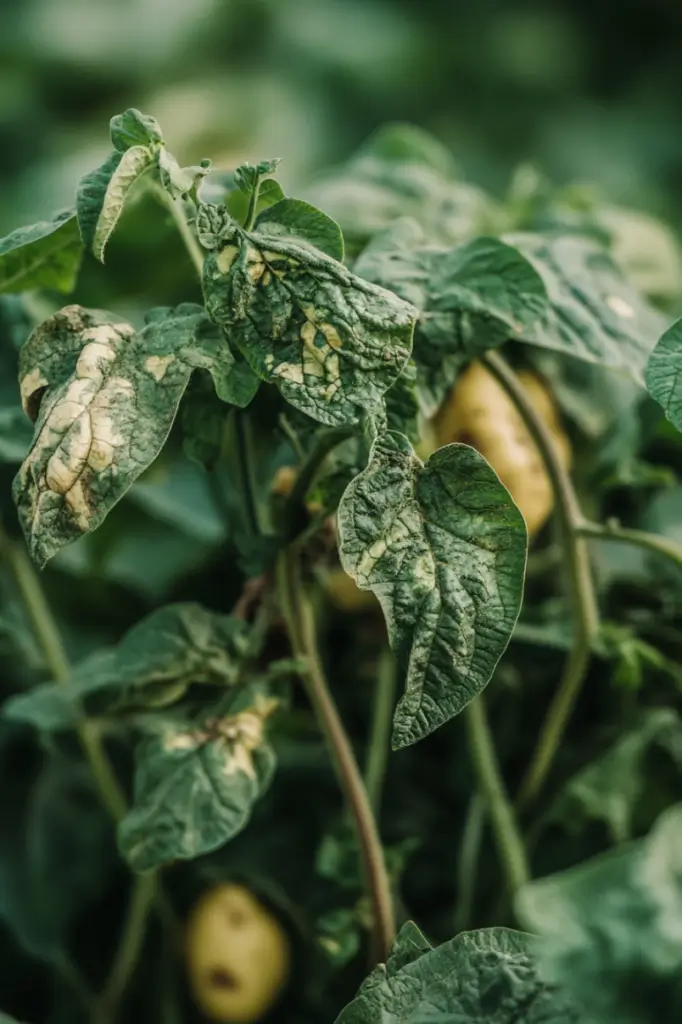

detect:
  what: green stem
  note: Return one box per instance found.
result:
[578,519,682,572]
[276,547,395,962]
[233,410,260,536]
[285,425,356,541]
[364,648,397,816]
[481,351,600,809]
[99,873,157,1022]
[154,185,204,278]
[243,180,261,232]
[465,696,529,897]
[453,793,486,933]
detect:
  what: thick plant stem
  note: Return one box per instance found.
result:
[277,547,395,962]
[364,648,397,816]
[578,519,682,572]
[465,697,529,897]
[480,351,600,809]
[99,873,157,1022]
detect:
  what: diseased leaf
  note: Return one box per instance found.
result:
[335,924,580,1024]
[384,360,421,444]
[0,211,83,295]
[3,604,249,731]
[202,214,416,426]
[77,146,156,261]
[355,220,548,414]
[110,108,163,153]
[546,708,682,843]
[234,158,281,195]
[118,692,279,872]
[517,804,682,1024]
[645,319,682,432]
[157,148,211,200]
[338,431,527,747]
[255,198,344,262]
[13,303,247,565]
[508,233,667,383]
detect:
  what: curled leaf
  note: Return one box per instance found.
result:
[77,146,156,261]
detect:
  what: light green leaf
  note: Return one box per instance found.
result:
[3,604,249,730]
[355,220,548,414]
[77,146,156,262]
[645,319,682,432]
[157,147,211,200]
[234,158,281,195]
[13,303,244,565]
[118,693,279,872]
[202,217,416,426]
[547,708,682,843]
[335,924,580,1024]
[0,211,83,295]
[255,198,344,262]
[110,108,163,153]
[517,803,682,1024]
[337,431,527,747]
[508,233,667,383]
[359,123,457,177]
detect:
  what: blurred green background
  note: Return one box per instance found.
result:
[3,0,682,236]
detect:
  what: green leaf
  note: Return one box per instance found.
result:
[355,220,548,414]
[335,924,580,1024]
[517,803,682,1024]
[77,146,156,262]
[359,123,457,177]
[645,319,682,432]
[0,408,33,463]
[110,108,163,153]
[546,708,682,843]
[0,211,83,295]
[255,198,344,262]
[13,303,244,565]
[508,233,667,383]
[118,693,278,872]
[3,604,249,730]
[384,360,421,444]
[201,216,416,426]
[337,431,527,747]
[234,158,281,195]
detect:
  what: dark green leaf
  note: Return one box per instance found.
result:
[0,408,33,463]
[118,692,279,871]
[335,924,580,1024]
[255,198,344,262]
[338,431,527,747]
[234,158,281,195]
[384,360,421,443]
[13,303,245,565]
[202,177,286,221]
[0,211,83,295]
[546,708,682,843]
[359,124,457,177]
[3,604,249,730]
[508,233,667,383]
[355,220,548,414]
[517,804,682,1024]
[110,108,163,153]
[77,147,156,262]
[645,318,682,432]
[202,218,416,426]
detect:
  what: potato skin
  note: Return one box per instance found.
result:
[433,362,571,536]
[186,883,291,1023]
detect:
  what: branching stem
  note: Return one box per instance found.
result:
[480,351,600,809]
[276,547,395,962]
[578,519,682,572]
[364,648,397,816]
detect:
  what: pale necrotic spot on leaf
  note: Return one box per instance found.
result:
[117,695,278,872]
[338,431,527,747]
[202,222,417,426]
[13,304,242,566]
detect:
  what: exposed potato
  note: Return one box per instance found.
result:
[186,883,291,1023]
[433,362,571,536]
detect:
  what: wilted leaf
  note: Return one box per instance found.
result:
[77,146,156,261]
[118,694,278,872]
[3,604,249,730]
[517,803,682,1024]
[547,708,682,843]
[202,213,416,426]
[13,303,247,565]
[335,923,580,1024]
[337,431,527,747]
[255,198,344,261]
[157,148,210,200]
[509,233,667,383]
[0,211,82,295]
[355,220,548,414]
[645,318,682,433]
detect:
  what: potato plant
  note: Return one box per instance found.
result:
[1,110,682,1024]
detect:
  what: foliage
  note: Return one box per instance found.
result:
[1,105,682,1024]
